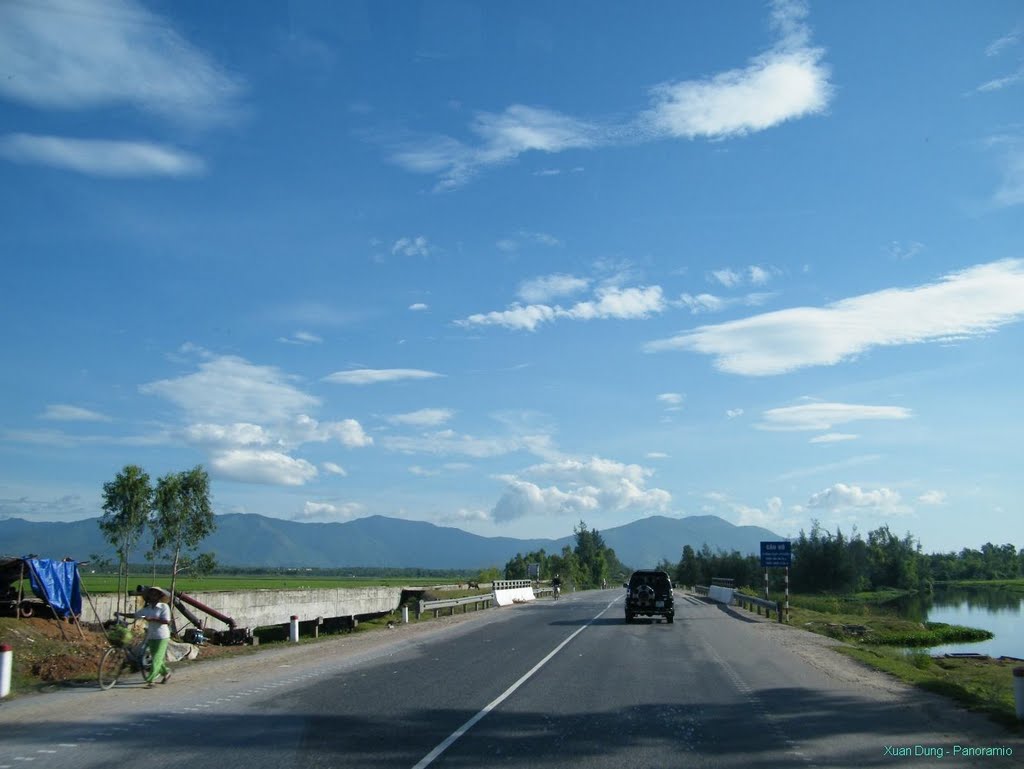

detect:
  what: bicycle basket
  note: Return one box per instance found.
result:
[107,625,134,647]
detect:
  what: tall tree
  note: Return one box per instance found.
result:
[150,466,216,631]
[99,465,153,614]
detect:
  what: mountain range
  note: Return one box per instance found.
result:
[0,514,784,571]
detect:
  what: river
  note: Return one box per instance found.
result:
[887,585,1024,658]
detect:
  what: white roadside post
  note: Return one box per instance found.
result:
[289,614,300,643]
[0,643,12,698]
[402,606,409,624]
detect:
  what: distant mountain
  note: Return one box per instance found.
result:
[0,513,784,570]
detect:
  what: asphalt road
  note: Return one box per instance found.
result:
[1,590,1019,768]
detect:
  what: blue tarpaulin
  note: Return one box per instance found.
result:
[25,558,82,618]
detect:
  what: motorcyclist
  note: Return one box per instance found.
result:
[551,574,562,599]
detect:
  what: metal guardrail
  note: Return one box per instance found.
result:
[733,592,786,622]
[694,585,786,622]
[417,593,493,618]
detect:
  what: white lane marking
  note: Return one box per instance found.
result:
[411,598,617,769]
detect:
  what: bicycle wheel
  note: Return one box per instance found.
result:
[140,647,153,682]
[98,646,129,690]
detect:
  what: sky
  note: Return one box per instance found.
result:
[1,0,1022,555]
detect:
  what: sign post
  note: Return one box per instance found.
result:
[760,541,793,622]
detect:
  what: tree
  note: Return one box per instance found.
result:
[150,466,216,631]
[100,465,153,615]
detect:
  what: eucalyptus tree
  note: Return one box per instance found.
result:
[150,465,216,629]
[100,465,153,614]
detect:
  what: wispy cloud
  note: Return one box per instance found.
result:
[993,150,1024,207]
[516,274,589,303]
[293,501,364,522]
[388,408,455,427]
[676,291,774,315]
[409,303,429,312]
[0,0,241,126]
[392,236,431,257]
[758,402,911,431]
[458,285,665,331]
[0,134,204,177]
[809,432,858,444]
[323,368,443,385]
[278,330,323,346]
[322,462,347,477]
[389,0,830,189]
[645,260,1024,375]
[986,29,1020,57]
[918,490,947,505]
[41,404,110,422]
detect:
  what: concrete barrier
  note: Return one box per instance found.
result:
[87,586,404,630]
[707,585,735,604]
[492,579,535,606]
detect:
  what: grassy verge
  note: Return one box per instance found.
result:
[836,645,1023,729]
[735,593,1020,729]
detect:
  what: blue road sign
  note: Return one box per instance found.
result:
[760,541,792,568]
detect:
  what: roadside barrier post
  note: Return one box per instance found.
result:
[289,615,299,643]
[402,606,409,624]
[1014,667,1024,720]
[0,644,12,698]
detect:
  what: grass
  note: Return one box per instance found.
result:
[735,590,1020,729]
[837,645,1024,729]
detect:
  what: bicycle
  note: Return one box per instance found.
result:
[98,612,153,690]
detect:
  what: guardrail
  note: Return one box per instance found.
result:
[417,593,493,619]
[694,586,786,622]
[733,593,786,623]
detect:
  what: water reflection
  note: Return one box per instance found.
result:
[885,586,1024,657]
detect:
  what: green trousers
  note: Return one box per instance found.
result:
[145,638,170,683]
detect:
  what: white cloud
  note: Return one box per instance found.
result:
[726,408,744,419]
[281,415,372,449]
[392,104,600,189]
[517,274,589,303]
[759,402,911,431]
[809,432,859,444]
[491,456,671,522]
[645,260,1024,375]
[677,291,774,315]
[918,490,947,505]
[388,408,454,427]
[41,404,109,422]
[986,29,1020,57]
[293,501,364,522]
[210,449,318,486]
[392,236,431,257]
[993,151,1024,207]
[142,355,320,423]
[886,241,926,260]
[710,268,742,288]
[182,422,274,449]
[409,465,440,477]
[390,1,830,189]
[322,462,347,477]
[278,331,323,345]
[643,0,830,140]
[458,285,665,331]
[409,303,429,311]
[323,368,443,385]
[383,430,542,459]
[977,69,1024,93]
[0,134,204,177]
[678,293,726,314]
[0,0,241,125]
[657,393,684,407]
[646,452,669,460]
[439,507,492,524]
[807,483,903,511]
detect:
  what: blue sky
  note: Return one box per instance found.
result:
[1,0,1022,554]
